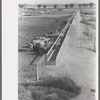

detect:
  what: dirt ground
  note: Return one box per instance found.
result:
[18,8,96,100]
[18,9,75,82]
[41,10,96,100]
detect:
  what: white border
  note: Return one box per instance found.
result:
[2,0,98,100]
[2,0,18,100]
[96,0,98,100]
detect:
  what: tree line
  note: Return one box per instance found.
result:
[37,2,94,9]
[19,2,94,9]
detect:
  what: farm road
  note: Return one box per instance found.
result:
[42,10,96,100]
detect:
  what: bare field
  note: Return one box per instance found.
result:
[18,16,72,48]
[18,7,96,100]
[18,9,75,79]
[18,9,75,47]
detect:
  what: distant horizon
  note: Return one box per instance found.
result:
[18,0,96,4]
[19,2,95,5]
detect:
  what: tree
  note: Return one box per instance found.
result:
[78,4,82,7]
[19,4,23,8]
[37,4,41,9]
[82,3,88,7]
[65,4,68,8]
[43,5,46,8]
[54,4,57,8]
[69,3,74,8]
[19,4,26,8]
[89,2,94,7]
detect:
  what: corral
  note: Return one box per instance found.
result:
[18,5,96,100]
[18,9,75,82]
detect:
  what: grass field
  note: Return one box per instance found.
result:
[80,9,96,42]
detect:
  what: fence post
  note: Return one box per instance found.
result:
[45,42,47,65]
[37,66,39,81]
[45,53,47,65]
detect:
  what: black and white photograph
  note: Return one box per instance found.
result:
[18,0,98,100]
[2,0,98,100]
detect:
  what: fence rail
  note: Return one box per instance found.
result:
[46,10,77,61]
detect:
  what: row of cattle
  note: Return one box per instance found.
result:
[26,30,60,54]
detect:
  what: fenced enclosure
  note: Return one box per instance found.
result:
[35,10,78,81]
